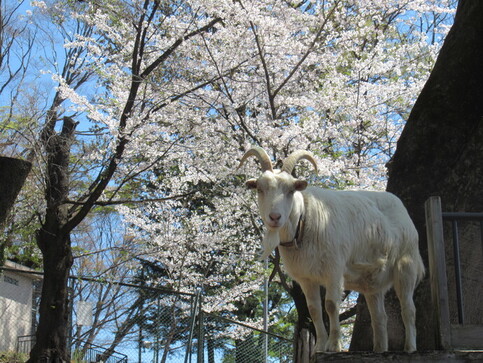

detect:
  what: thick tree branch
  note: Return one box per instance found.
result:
[64,190,198,207]
[271,248,292,293]
[64,16,223,235]
[339,305,357,323]
[140,17,222,79]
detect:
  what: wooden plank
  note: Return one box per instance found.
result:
[451,324,483,349]
[425,196,452,349]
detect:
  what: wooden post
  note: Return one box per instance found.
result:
[424,196,451,350]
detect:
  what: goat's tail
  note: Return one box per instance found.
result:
[400,226,425,287]
[394,251,425,295]
[414,252,425,285]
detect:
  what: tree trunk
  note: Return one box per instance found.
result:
[351,0,483,351]
[0,156,31,264]
[28,117,77,362]
[349,294,371,351]
[290,282,317,362]
[29,233,73,362]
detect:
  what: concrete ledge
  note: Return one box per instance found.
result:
[314,350,483,362]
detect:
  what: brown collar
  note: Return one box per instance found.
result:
[279,214,304,248]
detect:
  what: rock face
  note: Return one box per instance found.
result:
[0,156,32,226]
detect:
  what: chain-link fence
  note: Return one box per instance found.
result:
[0,265,292,362]
[69,277,199,363]
[199,313,292,363]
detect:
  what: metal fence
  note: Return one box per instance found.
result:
[69,277,200,363]
[440,211,483,325]
[0,268,292,362]
[200,313,292,363]
[425,196,483,350]
[17,336,128,363]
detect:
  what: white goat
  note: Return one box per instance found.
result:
[238,147,424,353]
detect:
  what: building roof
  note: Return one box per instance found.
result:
[3,260,43,281]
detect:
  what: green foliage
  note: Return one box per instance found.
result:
[0,351,28,363]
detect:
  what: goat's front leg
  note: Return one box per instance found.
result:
[325,280,343,352]
[299,281,328,352]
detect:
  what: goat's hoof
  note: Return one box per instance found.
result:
[325,340,342,352]
[373,344,388,353]
[315,345,325,353]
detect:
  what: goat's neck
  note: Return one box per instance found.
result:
[279,192,305,242]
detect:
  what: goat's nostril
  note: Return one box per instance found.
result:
[269,213,281,222]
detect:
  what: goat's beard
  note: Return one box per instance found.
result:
[260,229,280,260]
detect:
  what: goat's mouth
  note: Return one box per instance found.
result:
[265,221,281,229]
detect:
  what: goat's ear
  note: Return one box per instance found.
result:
[294,180,307,191]
[246,179,258,190]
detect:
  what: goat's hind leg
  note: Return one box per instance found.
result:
[365,291,388,352]
[299,281,328,352]
[394,259,418,352]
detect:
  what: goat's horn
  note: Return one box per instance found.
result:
[282,150,318,175]
[238,147,273,172]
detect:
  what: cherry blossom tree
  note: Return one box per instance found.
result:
[111,0,455,357]
[13,0,227,360]
[2,0,455,361]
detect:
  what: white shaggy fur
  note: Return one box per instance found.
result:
[239,148,424,353]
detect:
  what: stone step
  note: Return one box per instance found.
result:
[314,350,483,362]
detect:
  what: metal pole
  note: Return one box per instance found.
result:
[185,289,201,363]
[480,220,483,256]
[68,277,74,357]
[197,291,204,363]
[156,296,160,363]
[263,258,269,363]
[138,326,142,363]
[451,220,465,324]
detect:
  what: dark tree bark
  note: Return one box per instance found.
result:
[271,227,319,361]
[0,156,32,263]
[28,116,77,362]
[0,156,32,226]
[290,282,317,362]
[351,0,483,351]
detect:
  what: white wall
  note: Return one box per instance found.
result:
[0,262,38,352]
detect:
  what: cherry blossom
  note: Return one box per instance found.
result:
[29,0,455,328]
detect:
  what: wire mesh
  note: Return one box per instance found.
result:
[199,313,292,363]
[69,278,198,363]
[0,268,293,362]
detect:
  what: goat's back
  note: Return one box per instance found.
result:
[302,188,417,240]
[282,188,423,292]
